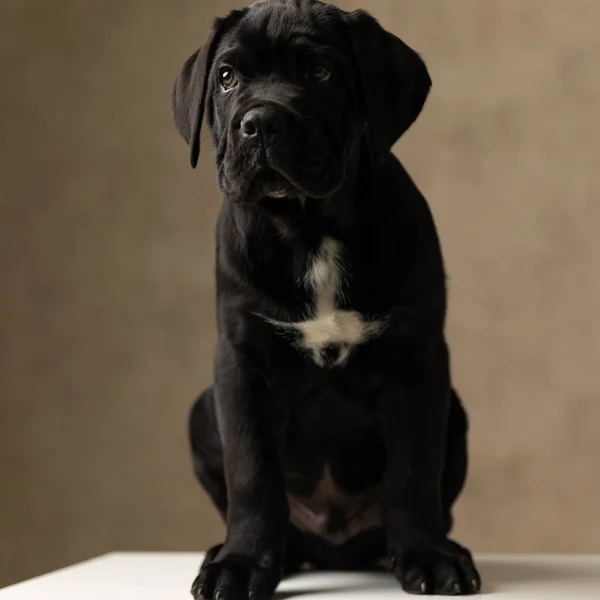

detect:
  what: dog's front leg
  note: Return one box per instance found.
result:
[191,338,289,600]
[379,342,481,596]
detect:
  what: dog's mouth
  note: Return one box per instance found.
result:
[250,167,301,200]
[222,151,342,205]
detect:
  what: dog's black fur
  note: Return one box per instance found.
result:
[172,0,481,597]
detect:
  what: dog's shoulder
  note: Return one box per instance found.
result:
[372,154,441,245]
[351,154,445,286]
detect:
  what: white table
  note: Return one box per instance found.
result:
[1,552,599,599]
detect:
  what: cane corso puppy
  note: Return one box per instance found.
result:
[171,0,481,597]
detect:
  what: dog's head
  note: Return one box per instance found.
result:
[171,0,431,204]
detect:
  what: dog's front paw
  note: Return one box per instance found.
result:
[389,539,481,595]
[191,547,282,600]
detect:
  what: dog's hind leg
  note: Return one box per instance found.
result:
[441,388,469,534]
[189,387,228,517]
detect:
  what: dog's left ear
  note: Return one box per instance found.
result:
[344,10,432,158]
[171,9,246,168]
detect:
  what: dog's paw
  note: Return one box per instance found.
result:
[191,548,282,600]
[389,539,481,595]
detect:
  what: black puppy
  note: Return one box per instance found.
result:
[172,0,481,597]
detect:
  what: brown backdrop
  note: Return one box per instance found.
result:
[1,0,599,589]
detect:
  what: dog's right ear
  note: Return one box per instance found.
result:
[171,10,246,169]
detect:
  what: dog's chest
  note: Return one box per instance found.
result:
[266,237,384,367]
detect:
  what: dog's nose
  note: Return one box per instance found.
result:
[240,106,287,139]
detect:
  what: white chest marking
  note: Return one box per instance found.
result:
[266,237,384,367]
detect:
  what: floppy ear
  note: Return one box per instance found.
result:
[344,10,432,157]
[171,10,246,168]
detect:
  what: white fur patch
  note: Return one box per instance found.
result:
[264,237,384,367]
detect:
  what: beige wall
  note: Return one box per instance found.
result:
[1,0,599,588]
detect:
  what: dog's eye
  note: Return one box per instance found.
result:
[218,66,237,90]
[311,64,332,82]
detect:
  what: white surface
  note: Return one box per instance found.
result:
[1,553,599,599]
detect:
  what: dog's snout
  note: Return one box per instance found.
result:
[240,106,287,139]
